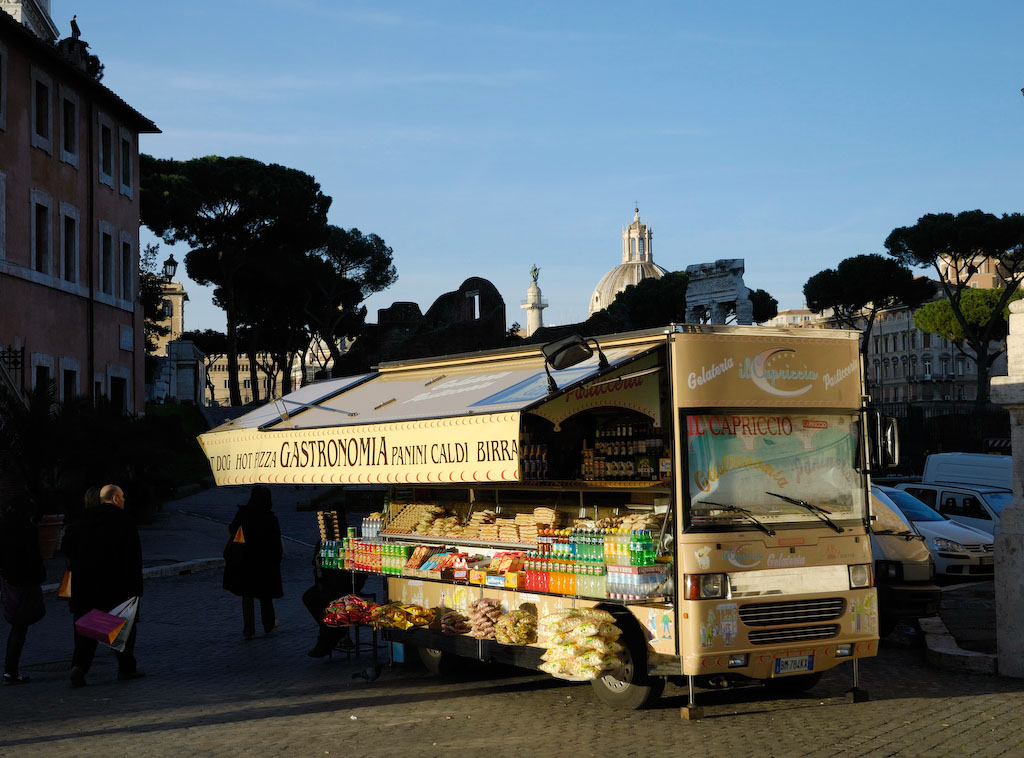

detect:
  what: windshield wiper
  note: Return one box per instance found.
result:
[693,501,776,537]
[764,491,844,533]
[872,528,923,542]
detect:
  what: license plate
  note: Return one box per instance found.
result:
[979,556,993,565]
[774,654,813,675]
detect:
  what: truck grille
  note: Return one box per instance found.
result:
[739,598,845,627]
[749,625,841,645]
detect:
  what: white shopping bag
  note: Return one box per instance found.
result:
[106,597,139,652]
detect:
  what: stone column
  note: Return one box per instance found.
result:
[989,300,1024,678]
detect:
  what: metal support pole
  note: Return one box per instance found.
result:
[680,674,704,720]
[845,657,869,702]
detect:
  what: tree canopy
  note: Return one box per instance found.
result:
[914,288,1024,365]
[748,288,779,324]
[804,254,935,347]
[884,211,1024,404]
[301,226,397,376]
[141,155,331,404]
[139,243,170,355]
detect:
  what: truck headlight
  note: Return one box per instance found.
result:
[874,560,902,582]
[848,564,872,588]
[683,573,728,600]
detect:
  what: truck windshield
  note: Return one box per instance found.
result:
[685,412,867,531]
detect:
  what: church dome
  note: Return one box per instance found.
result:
[587,208,667,317]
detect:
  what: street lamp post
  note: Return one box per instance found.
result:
[162,254,178,282]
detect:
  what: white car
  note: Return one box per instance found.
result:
[875,486,994,579]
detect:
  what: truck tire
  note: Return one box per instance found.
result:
[589,621,665,710]
[417,646,458,676]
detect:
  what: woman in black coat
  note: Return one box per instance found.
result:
[0,502,47,685]
[223,486,283,639]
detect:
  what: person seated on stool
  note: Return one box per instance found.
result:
[303,540,366,657]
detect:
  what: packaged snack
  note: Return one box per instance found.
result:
[468,598,503,639]
[494,610,538,645]
[537,609,626,681]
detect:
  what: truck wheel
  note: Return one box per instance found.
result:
[417,646,457,676]
[589,625,664,710]
[764,671,822,695]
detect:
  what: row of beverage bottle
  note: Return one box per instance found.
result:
[318,537,393,572]
[580,453,660,481]
[523,555,666,600]
[523,555,606,597]
[361,517,384,540]
[536,528,658,566]
[606,566,667,600]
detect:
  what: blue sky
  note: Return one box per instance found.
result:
[72,1,1024,331]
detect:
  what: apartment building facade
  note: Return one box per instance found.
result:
[0,8,159,411]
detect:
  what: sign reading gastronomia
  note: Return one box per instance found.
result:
[198,412,522,486]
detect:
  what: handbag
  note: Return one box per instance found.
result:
[58,571,72,598]
[1,578,45,626]
[75,597,139,652]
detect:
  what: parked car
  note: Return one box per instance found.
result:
[868,486,940,634]
[879,486,994,578]
[895,481,1012,536]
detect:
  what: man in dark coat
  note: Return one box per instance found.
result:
[303,536,365,657]
[0,503,47,685]
[61,484,144,687]
[223,485,283,639]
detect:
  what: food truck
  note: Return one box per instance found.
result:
[198,324,886,717]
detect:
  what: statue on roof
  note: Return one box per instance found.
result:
[530,264,540,283]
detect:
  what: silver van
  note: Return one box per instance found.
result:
[921,453,1012,491]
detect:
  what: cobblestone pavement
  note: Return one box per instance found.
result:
[3,486,1023,757]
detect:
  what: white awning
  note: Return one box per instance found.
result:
[197,341,660,487]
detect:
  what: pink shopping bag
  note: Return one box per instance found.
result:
[75,609,126,645]
[75,597,138,652]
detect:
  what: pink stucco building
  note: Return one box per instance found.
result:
[0,7,159,411]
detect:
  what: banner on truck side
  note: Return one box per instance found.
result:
[672,333,861,408]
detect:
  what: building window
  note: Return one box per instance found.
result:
[922,333,931,348]
[30,189,52,275]
[99,225,114,295]
[911,331,917,349]
[162,299,172,318]
[638,238,645,256]
[30,353,54,391]
[60,203,79,283]
[119,128,133,196]
[923,358,932,376]
[0,42,7,131]
[957,357,965,376]
[121,238,132,300]
[60,87,78,166]
[110,376,127,413]
[466,290,480,320]
[98,113,114,187]
[0,172,6,261]
[31,69,52,153]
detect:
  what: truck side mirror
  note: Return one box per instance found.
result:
[862,410,900,472]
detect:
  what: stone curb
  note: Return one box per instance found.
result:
[41,557,225,594]
[919,616,998,675]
